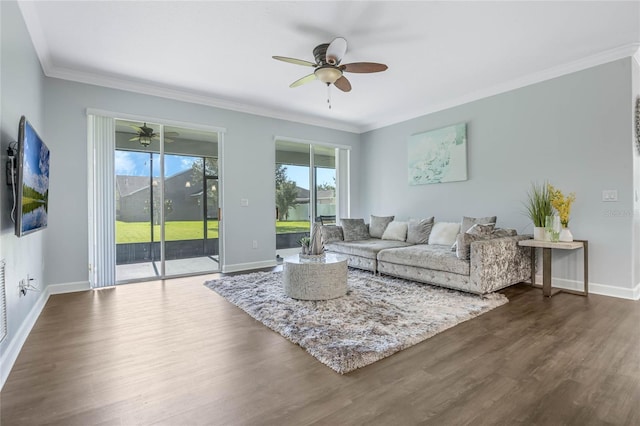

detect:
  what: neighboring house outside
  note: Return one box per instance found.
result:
[286,187,335,221]
[117,169,215,222]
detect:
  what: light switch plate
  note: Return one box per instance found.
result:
[602,190,618,202]
[240,198,249,207]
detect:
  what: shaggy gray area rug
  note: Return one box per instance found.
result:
[204,269,508,374]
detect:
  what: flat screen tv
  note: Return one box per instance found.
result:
[15,116,50,237]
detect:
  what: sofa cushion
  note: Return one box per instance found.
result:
[369,215,395,238]
[428,222,461,245]
[467,223,495,236]
[378,244,470,275]
[382,221,408,241]
[406,217,434,244]
[456,232,496,260]
[321,225,344,243]
[461,215,497,234]
[326,239,412,259]
[453,223,496,256]
[341,218,370,241]
[492,228,517,237]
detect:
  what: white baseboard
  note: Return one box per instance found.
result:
[48,280,90,295]
[222,260,277,274]
[0,281,91,391]
[534,275,640,300]
[1,288,49,391]
[633,282,640,301]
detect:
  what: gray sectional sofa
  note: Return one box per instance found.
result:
[321,215,532,295]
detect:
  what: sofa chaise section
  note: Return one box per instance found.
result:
[376,235,531,294]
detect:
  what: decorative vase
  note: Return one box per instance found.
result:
[533,227,546,241]
[559,227,573,242]
[545,215,560,242]
[309,222,324,255]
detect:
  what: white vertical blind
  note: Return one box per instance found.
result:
[0,260,7,343]
[88,115,116,288]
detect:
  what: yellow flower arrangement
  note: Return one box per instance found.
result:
[548,184,576,227]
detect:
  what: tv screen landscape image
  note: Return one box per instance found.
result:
[16,116,50,237]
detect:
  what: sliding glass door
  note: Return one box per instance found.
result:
[313,145,337,223]
[275,139,342,252]
[115,120,220,282]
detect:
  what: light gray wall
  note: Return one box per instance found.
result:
[360,59,635,293]
[43,79,361,283]
[0,0,47,367]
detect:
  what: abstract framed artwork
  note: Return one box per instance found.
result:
[408,123,467,185]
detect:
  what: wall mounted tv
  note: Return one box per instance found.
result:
[14,116,50,237]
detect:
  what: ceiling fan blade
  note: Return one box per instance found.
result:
[290,73,317,88]
[334,75,352,92]
[326,37,347,65]
[272,56,317,67]
[165,137,174,143]
[129,136,140,142]
[129,125,143,132]
[341,62,388,73]
[165,132,179,137]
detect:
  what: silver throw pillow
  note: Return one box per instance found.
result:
[461,216,497,234]
[456,232,495,260]
[369,215,395,238]
[341,218,370,241]
[406,217,435,244]
[466,223,495,236]
[492,228,517,237]
[321,225,344,243]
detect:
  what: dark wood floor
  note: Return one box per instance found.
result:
[1,270,639,425]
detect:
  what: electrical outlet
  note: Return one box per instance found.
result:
[18,279,27,296]
[602,190,618,202]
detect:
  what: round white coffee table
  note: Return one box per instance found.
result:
[283,253,348,300]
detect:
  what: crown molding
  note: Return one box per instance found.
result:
[18,2,361,134]
[18,1,51,73]
[361,43,640,133]
[47,66,361,134]
[52,42,636,135]
[18,0,640,136]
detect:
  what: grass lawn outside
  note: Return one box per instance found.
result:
[116,220,310,244]
[275,220,310,234]
[116,220,219,243]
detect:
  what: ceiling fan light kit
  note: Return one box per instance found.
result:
[273,37,388,107]
[139,136,152,147]
[315,66,342,84]
[129,122,178,147]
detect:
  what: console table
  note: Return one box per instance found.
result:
[517,239,589,297]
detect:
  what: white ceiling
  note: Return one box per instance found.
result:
[19,1,640,133]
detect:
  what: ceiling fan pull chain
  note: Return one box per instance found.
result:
[327,83,332,109]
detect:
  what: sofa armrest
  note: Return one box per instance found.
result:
[469,235,532,293]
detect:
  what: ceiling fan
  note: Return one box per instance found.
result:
[129,123,179,147]
[273,37,388,93]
